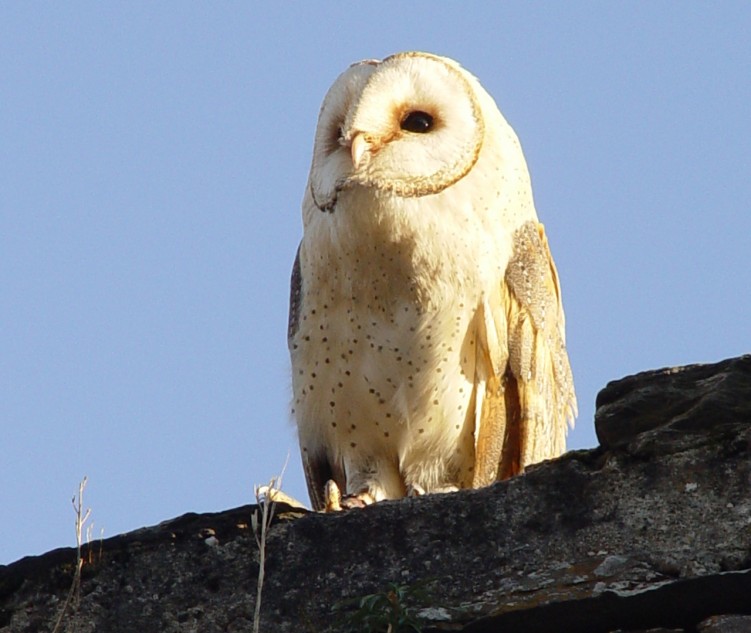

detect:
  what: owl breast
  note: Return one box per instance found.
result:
[291,185,511,498]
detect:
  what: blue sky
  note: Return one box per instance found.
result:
[2,4,750,565]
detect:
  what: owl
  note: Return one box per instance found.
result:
[288,52,576,511]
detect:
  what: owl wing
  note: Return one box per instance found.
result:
[473,221,577,486]
[288,246,347,511]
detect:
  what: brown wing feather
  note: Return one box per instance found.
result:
[472,371,525,486]
[504,221,576,466]
[288,245,302,344]
[474,220,576,484]
[472,373,506,487]
[497,372,523,479]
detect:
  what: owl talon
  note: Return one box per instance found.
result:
[323,480,342,512]
[322,480,375,512]
[408,484,426,497]
[433,484,460,494]
[408,484,459,497]
[340,492,375,509]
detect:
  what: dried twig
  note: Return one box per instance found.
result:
[51,476,91,633]
[251,457,289,633]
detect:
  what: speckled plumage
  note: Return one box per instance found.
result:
[289,52,576,511]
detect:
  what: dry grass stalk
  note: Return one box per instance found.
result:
[251,457,289,633]
[51,476,91,633]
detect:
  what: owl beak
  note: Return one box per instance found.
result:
[350,133,371,170]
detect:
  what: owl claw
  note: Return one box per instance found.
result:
[322,480,375,512]
[323,480,342,512]
[341,491,376,509]
[408,483,459,497]
[408,484,426,497]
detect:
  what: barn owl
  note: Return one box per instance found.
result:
[288,52,576,511]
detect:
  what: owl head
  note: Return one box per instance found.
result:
[306,52,531,220]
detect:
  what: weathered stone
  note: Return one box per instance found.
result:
[609,629,684,633]
[2,355,751,632]
[594,354,751,451]
[698,614,751,632]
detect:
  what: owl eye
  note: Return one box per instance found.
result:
[400,111,434,133]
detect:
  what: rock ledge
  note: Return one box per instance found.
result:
[2,355,750,632]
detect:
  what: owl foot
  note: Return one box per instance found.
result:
[407,484,460,497]
[323,480,375,512]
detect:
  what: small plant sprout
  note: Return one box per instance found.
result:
[333,581,432,633]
